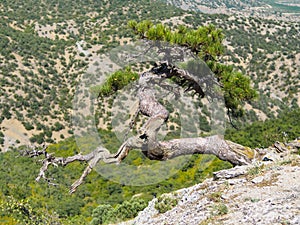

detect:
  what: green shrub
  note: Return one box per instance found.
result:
[90,204,114,225]
[23,122,34,131]
[114,198,147,220]
[91,198,147,224]
[91,67,139,98]
[225,108,300,148]
[211,203,228,216]
[154,195,178,213]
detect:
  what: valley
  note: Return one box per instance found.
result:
[0,0,299,224]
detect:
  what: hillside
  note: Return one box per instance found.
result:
[0,0,185,150]
[164,0,300,21]
[0,0,299,224]
[0,0,299,151]
[0,109,299,224]
[121,140,300,225]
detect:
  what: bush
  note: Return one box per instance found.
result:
[23,122,34,131]
[91,198,147,224]
[211,203,228,216]
[114,198,147,220]
[154,195,178,213]
[53,122,64,131]
[90,204,114,225]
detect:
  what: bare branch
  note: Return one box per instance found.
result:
[23,145,117,192]
[70,165,92,194]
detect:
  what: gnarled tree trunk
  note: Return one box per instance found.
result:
[28,62,268,193]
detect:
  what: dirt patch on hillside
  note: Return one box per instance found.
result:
[1,119,32,151]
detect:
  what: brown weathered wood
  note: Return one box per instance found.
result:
[28,62,268,192]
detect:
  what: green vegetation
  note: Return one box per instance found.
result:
[0,0,299,224]
[0,0,185,148]
[0,129,232,224]
[128,20,225,60]
[182,12,299,122]
[0,0,298,149]
[0,146,91,224]
[247,164,265,177]
[0,132,4,145]
[208,191,223,203]
[90,67,138,98]
[0,196,61,225]
[154,195,178,213]
[90,198,147,224]
[211,203,228,216]
[128,20,257,119]
[3,106,297,223]
[225,108,300,148]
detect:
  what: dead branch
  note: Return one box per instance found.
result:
[23,145,117,192]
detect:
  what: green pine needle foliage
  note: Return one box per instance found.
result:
[90,67,138,98]
[127,20,257,118]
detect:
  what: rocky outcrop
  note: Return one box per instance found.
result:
[120,140,300,225]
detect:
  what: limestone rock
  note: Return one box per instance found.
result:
[121,152,300,225]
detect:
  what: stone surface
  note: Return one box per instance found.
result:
[119,154,300,225]
[251,176,264,184]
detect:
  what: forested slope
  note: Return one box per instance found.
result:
[0,0,299,149]
[0,0,299,224]
[1,109,299,224]
[0,0,184,149]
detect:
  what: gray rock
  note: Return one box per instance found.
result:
[121,155,300,225]
[213,165,249,180]
[228,178,247,185]
[251,176,264,184]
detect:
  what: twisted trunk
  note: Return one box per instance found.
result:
[30,62,264,192]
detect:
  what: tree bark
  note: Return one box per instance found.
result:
[111,62,259,165]
[29,62,266,192]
